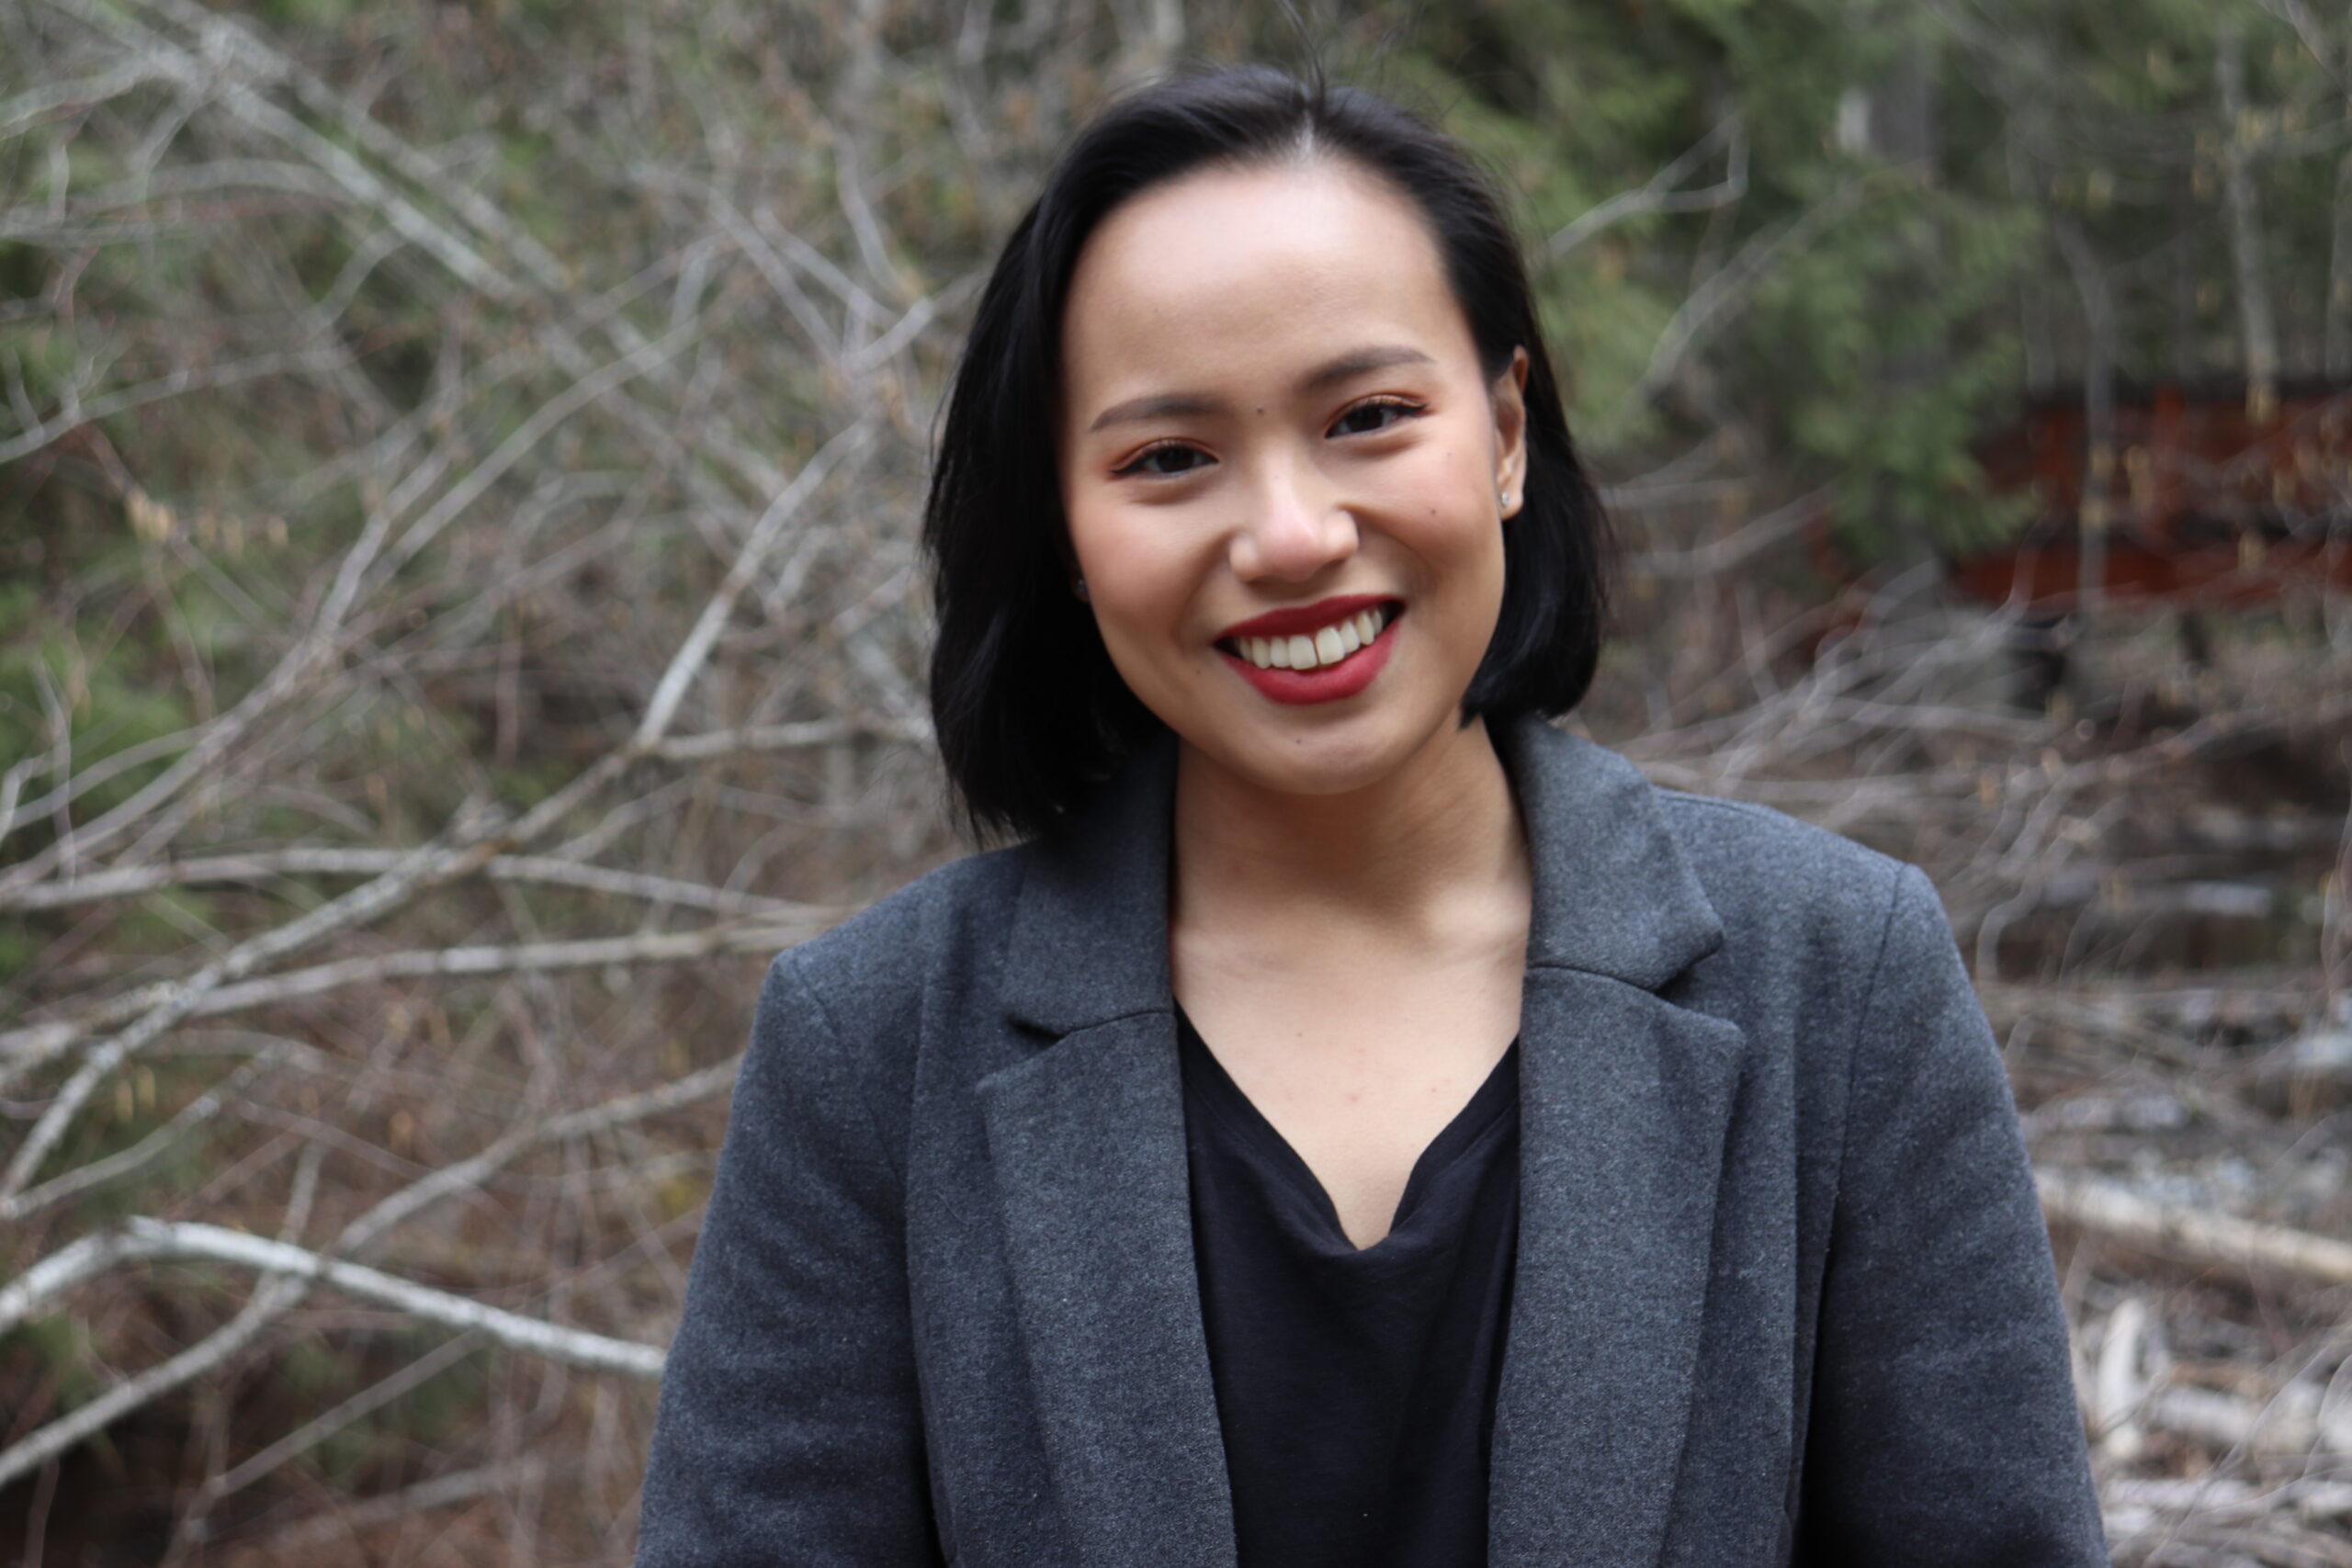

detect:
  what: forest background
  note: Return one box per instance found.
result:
[4,0,2351,1562]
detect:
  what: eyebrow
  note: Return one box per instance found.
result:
[1082,344,1437,434]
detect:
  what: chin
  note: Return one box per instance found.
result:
[1183,704,1463,800]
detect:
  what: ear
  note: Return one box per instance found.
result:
[1490,347,1531,519]
[1051,522,1094,606]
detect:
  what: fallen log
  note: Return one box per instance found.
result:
[2036,1168,2352,1287]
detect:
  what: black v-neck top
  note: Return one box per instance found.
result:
[1176,1008,1522,1568]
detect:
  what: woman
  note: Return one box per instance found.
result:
[635,66,2106,1567]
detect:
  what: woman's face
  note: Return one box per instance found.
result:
[1057,157,1528,800]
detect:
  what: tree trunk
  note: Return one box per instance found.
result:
[2215,24,2279,417]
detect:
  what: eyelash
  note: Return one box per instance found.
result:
[1113,442,1209,479]
[1331,395,1427,436]
[1111,396,1429,479]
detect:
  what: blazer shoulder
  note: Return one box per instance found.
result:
[1654,784,1913,967]
[777,843,1025,1035]
[735,846,1026,1166]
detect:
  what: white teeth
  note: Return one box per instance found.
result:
[1231,605,1396,672]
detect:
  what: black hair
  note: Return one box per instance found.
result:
[923,62,1612,840]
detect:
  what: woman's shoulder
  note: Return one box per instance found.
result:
[1640,773,1970,1043]
[1652,784,1912,931]
[727,845,1032,1151]
[1535,737,1936,1019]
[771,841,1029,1028]
[1513,720,1922,967]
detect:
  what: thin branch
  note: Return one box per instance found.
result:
[0,344,347,467]
[0,1267,295,1494]
[185,1331,485,1520]
[333,1055,740,1257]
[0,1047,298,1223]
[1549,114,1749,259]
[133,0,573,288]
[647,715,931,761]
[1622,487,1833,580]
[0,919,826,1080]
[629,416,875,753]
[0,1060,734,1487]
[0,61,182,138]
[2037,1168,2352,1288]
[4,724,218,830]
[0,1216,662,1418]
[0,444,415,881]
[368,315,704,588]
[2216,23,2281,414]
[254,1459,550,1551]
[1,817,511,1187]
[1630,172,1885,408]
[0,846,830,916]
[2051,213,2116,626]
[2252,0,2345,87]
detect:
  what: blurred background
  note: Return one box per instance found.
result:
[3,0,2349,1562]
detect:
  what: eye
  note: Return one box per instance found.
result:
[1114,441,1215,479]
[1329,396,1426,437]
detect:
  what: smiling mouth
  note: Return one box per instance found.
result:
[1216,602,1400,671]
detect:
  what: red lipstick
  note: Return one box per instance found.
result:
[1216,593,1392,641]
[1215,596,1402,706]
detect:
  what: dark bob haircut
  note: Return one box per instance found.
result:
[923,63,1612,840]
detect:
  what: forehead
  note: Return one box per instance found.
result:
[1058,159,1474,408]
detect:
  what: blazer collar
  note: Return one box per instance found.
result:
[1001,715,1724,1032]
[1000,729,1180,1035]
[983,716,1753,1568]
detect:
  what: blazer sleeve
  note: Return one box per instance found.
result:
[1793,864,2108,1565]
[635,952,940,1567]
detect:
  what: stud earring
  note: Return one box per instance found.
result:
[1071,575,1091,604]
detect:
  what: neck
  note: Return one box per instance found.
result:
[1170,715,1526,940]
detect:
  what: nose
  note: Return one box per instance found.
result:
[1227,462,1357,583]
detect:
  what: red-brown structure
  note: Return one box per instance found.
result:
[1947,379,2352,610]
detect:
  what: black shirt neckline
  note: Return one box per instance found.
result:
[1173,1005,1519,1256]
[1176,1002,1524,1568]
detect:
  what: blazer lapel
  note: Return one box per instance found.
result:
[981,720,1741,1568]
[984,735,1236,1568]
[1487,720,1747,1568]
[1492,973,1745,1566]
[979,1012,1232,1568]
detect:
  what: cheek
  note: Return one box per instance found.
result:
[1069,511,1199,646]
[1386,434,1487,517]
[1387,454,1504,576]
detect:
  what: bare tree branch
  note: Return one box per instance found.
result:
[0,1059,736,1487]
[0,845,838,916]
[1549,114,1749,259]
[1630,172,1886,408]
[2216,23,2281,415]
[2038,1169,2352,1288]
[0,1218,662,1489]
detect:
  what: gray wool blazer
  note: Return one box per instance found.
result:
[634,717,2109,1568]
